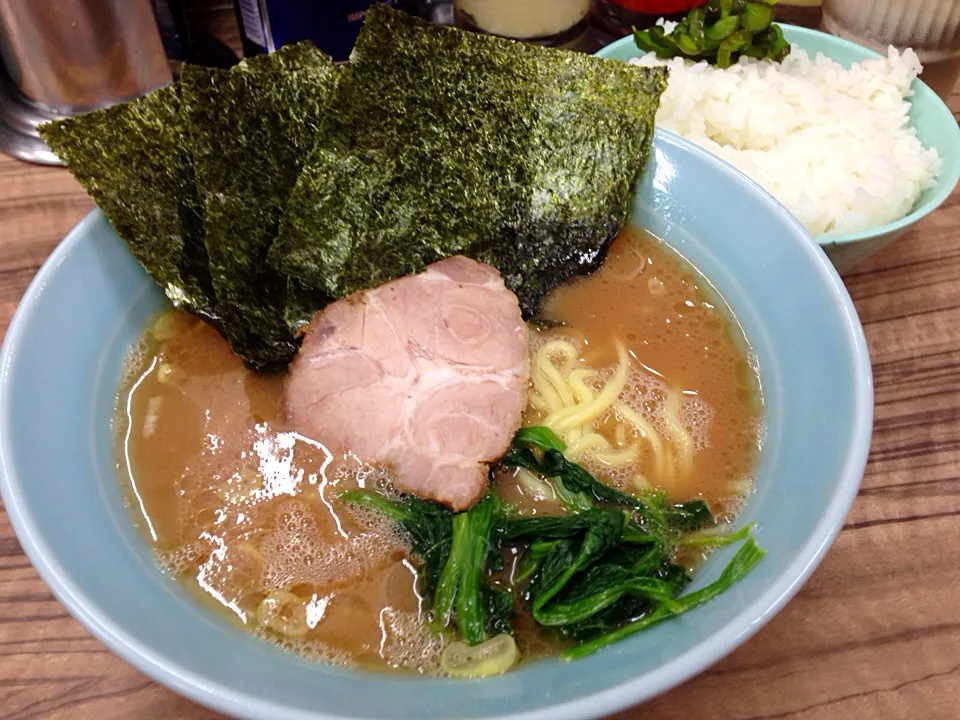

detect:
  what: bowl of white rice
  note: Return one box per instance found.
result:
[596,24,960,271]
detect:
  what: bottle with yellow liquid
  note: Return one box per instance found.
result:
[453,0,593,46]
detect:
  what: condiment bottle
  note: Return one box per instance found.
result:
[453,0,592,47]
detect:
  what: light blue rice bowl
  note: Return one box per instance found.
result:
[596,25,960,271]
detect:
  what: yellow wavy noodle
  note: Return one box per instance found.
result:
[529,340,577,413]
[566,432,608,460]
[567,369,597,404]
[550,344,628,435]
[528,337,692,491]
[612,400,669,484]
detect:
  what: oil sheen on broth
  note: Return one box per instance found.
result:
[115,228,762,674]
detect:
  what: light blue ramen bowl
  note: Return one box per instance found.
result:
[0,131,873,720]
[597,26,960,272]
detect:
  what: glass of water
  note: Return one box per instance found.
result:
[821,0,960,100]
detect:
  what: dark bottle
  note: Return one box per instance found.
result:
[150,0,240,70]
[592,0,708,37]
[773,1,822,29]
[149,0,190,66]
[233,0,416,62]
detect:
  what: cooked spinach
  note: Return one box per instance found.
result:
[664,499,716,533]
[342,450,762,661]
[512,426,567,453]
[527,510,626,612]
[512,538,558,585]
[482,585,515,637]
[540,449,649,509]
[501,427,715,534]
[675,521,755,548]
[502,509,628,541]
[496,427,762,659]
[534,565,683,627]
[434,493,504,644]
[345,489,508,645]
[562,538,765,660]
[339,489,452,595]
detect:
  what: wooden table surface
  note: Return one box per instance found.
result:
[2,89,959,720]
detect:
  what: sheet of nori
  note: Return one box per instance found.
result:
[38,85,218,322]
[181,42,339,370]
[270,5,668,327]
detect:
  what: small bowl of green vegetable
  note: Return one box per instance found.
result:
[597,5,960,272]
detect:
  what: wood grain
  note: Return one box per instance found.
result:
[0,61,958,720]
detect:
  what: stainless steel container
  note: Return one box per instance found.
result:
[0,0,173,164]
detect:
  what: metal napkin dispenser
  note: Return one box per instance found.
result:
[0,0,173,164]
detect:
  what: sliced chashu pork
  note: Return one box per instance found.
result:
[285,256,529,510]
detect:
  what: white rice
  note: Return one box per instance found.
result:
[630,43,942,236]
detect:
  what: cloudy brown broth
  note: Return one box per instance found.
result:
[115,228,762,673]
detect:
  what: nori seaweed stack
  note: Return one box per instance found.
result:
[181,42,339,370]
[38,86,218,322]
[41,6,667,372]
[270,5,668,326]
